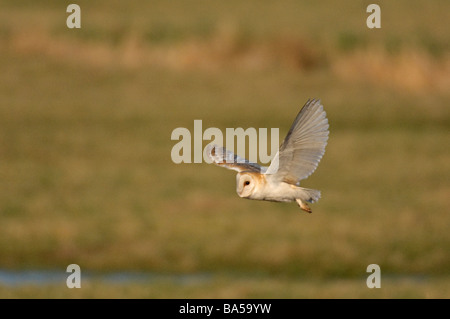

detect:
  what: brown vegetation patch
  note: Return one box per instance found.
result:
[3,26,448,93]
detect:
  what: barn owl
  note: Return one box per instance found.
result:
[206,99,329,213]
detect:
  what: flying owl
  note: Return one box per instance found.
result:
[206,99,329,213]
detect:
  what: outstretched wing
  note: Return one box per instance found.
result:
[206,144,262,173]
[265,99,329,184]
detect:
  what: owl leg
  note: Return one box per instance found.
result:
[295,199,312,213]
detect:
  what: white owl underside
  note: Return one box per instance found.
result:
[207,99,329,213]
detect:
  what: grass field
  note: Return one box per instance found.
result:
[0,0,449,298]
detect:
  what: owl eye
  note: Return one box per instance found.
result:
[244,181,250,186]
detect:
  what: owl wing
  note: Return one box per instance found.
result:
[265,99,329,184]
[206,144,262,173]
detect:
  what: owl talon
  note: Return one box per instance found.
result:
[296,199,312,213]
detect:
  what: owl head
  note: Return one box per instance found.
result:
[236,172,259,198]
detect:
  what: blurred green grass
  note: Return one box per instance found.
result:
[0,0,449,298]
[2,275,450,298]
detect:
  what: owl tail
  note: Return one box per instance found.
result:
[295,188,321,213]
